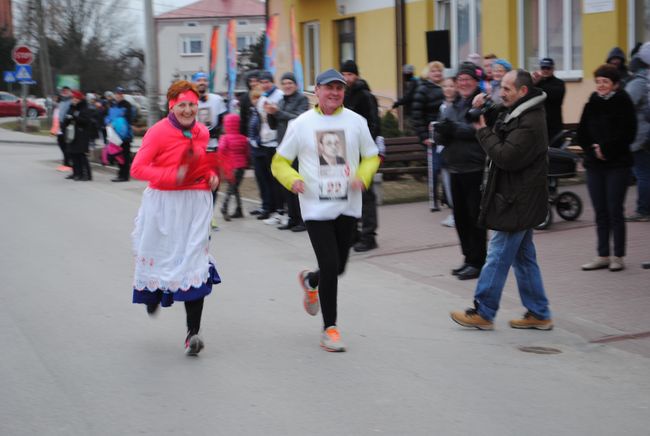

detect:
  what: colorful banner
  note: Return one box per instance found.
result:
[226,19,237,108]
[264,15,278,76]
[289,6,305,92]
[208,26,219,93]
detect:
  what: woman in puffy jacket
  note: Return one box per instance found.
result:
[130,80,220,356]
[411,61,445,145]
[577,64,637,272]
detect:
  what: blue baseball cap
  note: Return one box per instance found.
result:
[192,72,209,82]
[315,69,346,86]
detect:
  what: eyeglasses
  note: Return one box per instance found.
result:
[540,66,553,70]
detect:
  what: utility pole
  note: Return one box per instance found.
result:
[144,0,161,126]
[35,0,54,126]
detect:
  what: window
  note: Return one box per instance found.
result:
[435,0,481,67]
[629,0,650,49]
[238,20,249,26]
[181,35,203,55]
[336,18,356,67]
[185,21,198,27]
[518,0,582,78]
[303,21,320,90]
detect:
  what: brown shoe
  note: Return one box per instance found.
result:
[509,311,553,330]
[450,308,494,330]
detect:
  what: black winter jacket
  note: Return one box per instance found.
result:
[411,80,444,142]
[435,88,486,174]
[577,90,637,169]
[536,75,565,139]
[476,89,549,231]
[268,91,310,143]
[393,76,420,116]
[344,79,380,139]
[63,100,92,154]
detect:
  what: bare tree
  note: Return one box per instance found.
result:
[14,0,139,95]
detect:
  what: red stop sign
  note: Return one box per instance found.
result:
[12,46,34,65]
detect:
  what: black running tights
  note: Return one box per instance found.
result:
[185,298,204,335]
[305,215,357,329]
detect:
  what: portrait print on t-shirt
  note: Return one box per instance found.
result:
[197,107,213,128]
[316,130,350,200]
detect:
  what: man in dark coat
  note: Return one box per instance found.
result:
[450,69,553,331]
[434,64,487,280]
[267,72,310,231]
[532,57,565,142]
[392,64,420,132]
[341,60,382,252]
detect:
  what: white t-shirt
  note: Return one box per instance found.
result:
[257,87,284,148]
[197,93,227,150]
[276,108,378,221]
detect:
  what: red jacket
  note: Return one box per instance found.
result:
[217,114,250,170]
[131,118,214,190]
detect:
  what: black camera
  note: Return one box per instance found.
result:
[466,95,495,123]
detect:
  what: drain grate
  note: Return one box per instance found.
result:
[517,346,562,354]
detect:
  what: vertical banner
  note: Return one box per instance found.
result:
[208,26,219,93]
[264,14,278,75]
[226,19,237,108]
[290,6,305,92]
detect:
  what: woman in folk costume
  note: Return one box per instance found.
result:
[130,80,221,356]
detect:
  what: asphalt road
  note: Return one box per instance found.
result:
[1,142,648,436]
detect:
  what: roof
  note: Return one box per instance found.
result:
[156,0,265,20]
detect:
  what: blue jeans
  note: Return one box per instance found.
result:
[474,229,550,322]
[632,150,650,216]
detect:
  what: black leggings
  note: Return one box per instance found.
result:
[305,215,357,329]
[185,298,204,336]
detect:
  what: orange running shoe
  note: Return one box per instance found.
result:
[298,270,319,316]
[320,326,346,352]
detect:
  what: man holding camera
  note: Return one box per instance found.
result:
[450,69,553,330]
[435,63,487,280]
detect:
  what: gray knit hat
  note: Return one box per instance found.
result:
[281,72,297,83]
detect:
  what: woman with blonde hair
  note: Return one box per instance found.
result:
[130,80,221,356]
[412,61,445,209]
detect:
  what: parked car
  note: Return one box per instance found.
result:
[0,91,46,118]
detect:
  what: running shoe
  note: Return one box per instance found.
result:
[298,270,319,316]
[185,334,205,356]
[320,326,346,352]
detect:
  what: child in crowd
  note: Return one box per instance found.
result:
[217,113,250,220]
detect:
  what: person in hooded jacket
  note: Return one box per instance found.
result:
[450,69,553,331]
[341,60,382,252]
[606,47,631,85]
[392,64,420,132]
[578,64,637,272]
[217,113,250,221]
[63,90,93,181]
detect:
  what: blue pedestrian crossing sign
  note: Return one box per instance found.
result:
[15,65,32,82]
[3,71,16,83]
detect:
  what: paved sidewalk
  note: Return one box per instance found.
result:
[364,184,650,357]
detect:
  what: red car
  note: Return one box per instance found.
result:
[0,91,46,118]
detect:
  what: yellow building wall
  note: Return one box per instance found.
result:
[481,0,518,65]
[294,1,397,101]
[405,0,433,74]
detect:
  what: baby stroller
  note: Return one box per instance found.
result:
[535,132,583,229]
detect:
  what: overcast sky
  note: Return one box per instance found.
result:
[128,0,197,43]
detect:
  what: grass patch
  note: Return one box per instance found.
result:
[2,119,52,136]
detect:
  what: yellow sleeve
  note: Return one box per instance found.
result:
[271,153,304,191]
[356,154,380,188]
